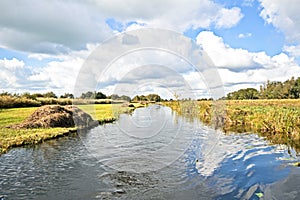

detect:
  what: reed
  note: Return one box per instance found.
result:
[0,95,41,108]
[164,99,300,151]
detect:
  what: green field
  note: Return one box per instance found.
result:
[164,99,300,151]
[0,104,140,154]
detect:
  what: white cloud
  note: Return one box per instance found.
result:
[259,0,300,42]
[0,0,244,55]
[0,58,24,70]
[196,31,300,93]
[196,31,255,69]
[283,44,300,57]
[238,33,252,38]
[215,7,243,29]
[96,50,200,98]
[2,0,299,97]
[0,45,97,94]
[27,48,96,94]
[0,0,111,54]
[0,58,25,89]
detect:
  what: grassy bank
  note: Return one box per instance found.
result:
[0,103,140,154]
[164,100,300,151]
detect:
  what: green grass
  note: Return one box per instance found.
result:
[0,107,37,127]
[77,103,140,122]
[0,103,140,154]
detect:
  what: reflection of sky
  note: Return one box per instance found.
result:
[184,128,292,199]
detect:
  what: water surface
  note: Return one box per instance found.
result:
[0,105,299,199]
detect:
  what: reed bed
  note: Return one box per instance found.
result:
[0,95,118,109]
[164,100,300,151]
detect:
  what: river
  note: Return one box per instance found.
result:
[0,105,300,199]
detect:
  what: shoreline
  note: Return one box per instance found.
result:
[163,99,300,152]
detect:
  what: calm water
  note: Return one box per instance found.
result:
[0,105,300,199]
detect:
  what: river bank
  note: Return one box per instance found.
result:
[0,104,140,154]
[163,99,300,152]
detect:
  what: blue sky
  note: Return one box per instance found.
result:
[0,0,300,98]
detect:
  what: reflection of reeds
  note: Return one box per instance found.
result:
[164,99,300,152]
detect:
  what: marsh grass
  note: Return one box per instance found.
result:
[164,99,300,151]
[0,95,41,108]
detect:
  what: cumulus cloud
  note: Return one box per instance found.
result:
[196,31,300,92]
[0,58,24,88]
[283,44,300,57]
[0,0,111,54]
[196,31,255,69]
[26,45,99,94]
[0,58,24,70]
[0,0,243,55]
[91,0,243,30]
[0,45,97,94]
[259,0,300,43]
[95,50,203,98]
[238,33,252,38]
[215,7,243,29]
[2,0,299,98]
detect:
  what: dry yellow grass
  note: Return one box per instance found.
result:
[164,99,300,151]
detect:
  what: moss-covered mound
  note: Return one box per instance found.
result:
[8,105,98,129]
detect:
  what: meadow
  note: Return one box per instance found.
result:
[164,99,300,151]
[0,103,138,154]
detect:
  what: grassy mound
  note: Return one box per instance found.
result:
[8,105,98,129]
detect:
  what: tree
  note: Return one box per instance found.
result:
[227,88,259,100]
[226,76,300,100]
[80,91,94,99]
[132,95,141,102]
[109,94,120,100]
[60,93,74,99]
[119,95,131,101]
[21,92,33,99]
[94,92,106,99]
[43,91,57,98]
[146,94,161,102]
[291,77,300,98]
[132,94,161,102]
[32,93,44,98]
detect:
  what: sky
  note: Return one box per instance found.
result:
[1,0,300,99]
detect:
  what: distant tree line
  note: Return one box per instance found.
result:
[132,94,161,102]
[79,91,131,101]
[0,91,60,99]
[226,76,300,100]
[0,90,164,102]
